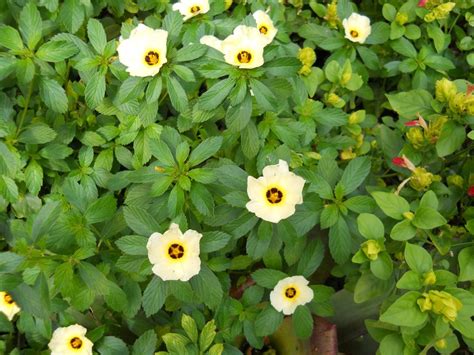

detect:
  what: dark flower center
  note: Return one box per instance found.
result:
[237,50,252,64]
[350,30,359,38]
[266,187,283,204]
[259,26,268,35]
[285,287,297,299]
[168,243,185,259]
[145,51,160,66]
[4,293,13,304]
[190,5,201,13]
[70,337,83,349]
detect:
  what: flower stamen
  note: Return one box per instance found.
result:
[350,30,359,38]
[190,5,201,13]
[4,293,13,304]
[168,243,185,259]
[145,51,160,66]
[285,287,297,299]
[259,25,268,35]
[70,337,83,350]
[266,187,283,204]
[237,50,252,64]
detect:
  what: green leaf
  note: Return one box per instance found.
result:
[412,207,446,230]
[85,72,106,109]
[386,89,433,118]
[336,157,371,195]
[116,235,148,255]
[181,314,198,343]
[370,252,393,280]
[166,74,188,112]
[379,334,405,355]
[31,201,62,241]
[190,265,223,309]
[98,336,129,355]
[371,192,410,220]
[18,123,57,144]
[199,320,217,352]
[293,305,313,339]
[255,306,284,336]
[176,43,207,62]
[87,18,107,54]
[25,159,43,195]
[19,2,42,50]
[11,274,50,319]
[142,277,168,317]
[0,25,24,50]
[249,79,277,111]
[188,136,223,167]
[146,76,162,103]
[36,40,78,62]
[436,121,466,157]
[241,120,260,158]
[201,231,232,253]
[404,243,432,274]
[320,204,339,229]
[198,78,235,111]
[39,77,68,113]
[458,246,474,282]
[396,270,422,290]
[379,291,427,327]
[84,195,116,224]
[357,213,384,240]
[390,37,417,58]
[328,218,351,264]
[78,262,110,296]
[132,330,157,355]
[390,219,417,241]
[251,269,287,289]
[0,176,18,202]
[123,206,161,236]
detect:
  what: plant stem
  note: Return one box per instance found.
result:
[16,77,35,135]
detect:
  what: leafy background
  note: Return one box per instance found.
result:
[0,0,473,354]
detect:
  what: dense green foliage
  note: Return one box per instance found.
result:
[0,0,473,354]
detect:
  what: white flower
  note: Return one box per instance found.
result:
[252,10,278,45]
[246,160,305,223]
[200,25,267,69]
[117,24,168,77]
[0,292,20,321]
[172,0,210,21]
[48,324,93,355]
[342,13,371,44]
[270,276,314,315]
[147,223,202,281]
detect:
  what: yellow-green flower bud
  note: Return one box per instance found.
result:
[435,78,457,103]
[407,128,426,150]
[348,110,365,125]
[306,152,321,160]
[298,65,312,76]
[426,116,447,143]
[425,2,456,22]
[224,0,232,9]
[395,12,409,26]
[428,290,462,322]
[447,175,464,188]
[410,167,434,191]
[435,339,447,349]
[324,0,339,28]
[423,270,437,286]
[361,240,382,261]
[417,293,433,312]
[298,48,316,67]
[326,93,345,107]
[449,92,467,114]
[340,148,356,160]
[403,211,414,221]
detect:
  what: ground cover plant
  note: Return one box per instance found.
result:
[0,0,473,353]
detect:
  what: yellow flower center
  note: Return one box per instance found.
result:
[70,337,83,350]
[145,51,160,66]
[190,5,201,13]
[285,287,297,299]
[168,243,185,259]
[4,293,14,304]
[266,187,283,204]
[237,50,252,64]
[259,25,268,35]
[350,30,359,38]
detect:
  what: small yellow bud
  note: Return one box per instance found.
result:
[423,270,437,286]
[298,65,312,76]
[394,251,404,261]
[361,240,382,261]
[403,211,414,220]
[417,294,432,312]
[340,148,356,160]
[410,167,434,191]
[298,48,316,67]
[407,128,426,149]
[306,152,321,160]
[326,93,344,107]
[324,0,339,28]
[348,110,366,125]
[424,2,456,22]
[224,0,232,9]
[435,339,447,349]
[435,78,457,103]
[425,116,447,143]
[395,12,408,26]
[447,175,464,188]
[428,290,462,322]
[154,166,165,173]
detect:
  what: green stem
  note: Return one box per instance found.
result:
[448,13,461,34]
[16,77,35,135]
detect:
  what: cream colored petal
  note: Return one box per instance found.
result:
[200,35,223,52]
[262,160,289,178]
[147,232,167,264]
[247,176,267,202]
